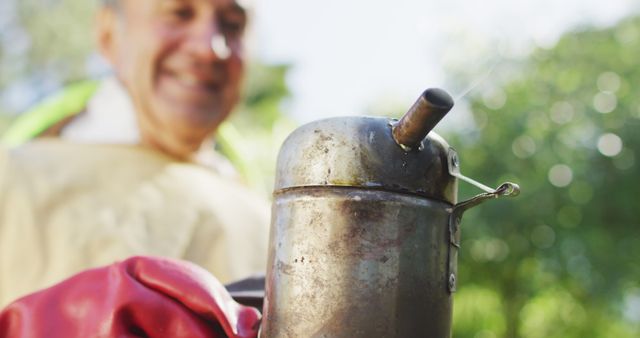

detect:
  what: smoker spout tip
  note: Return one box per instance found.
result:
[392,87,455,150]
[423,88,454,110]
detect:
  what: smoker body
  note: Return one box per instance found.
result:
[264,187,452,337]
[261,90,518,338]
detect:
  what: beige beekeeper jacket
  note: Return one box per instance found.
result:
[0,140,270,307]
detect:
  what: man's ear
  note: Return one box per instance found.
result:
[95,7,119,66]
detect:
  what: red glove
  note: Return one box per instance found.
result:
[0,256,261,338]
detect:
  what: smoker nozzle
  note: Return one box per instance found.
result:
[392,88,454,150]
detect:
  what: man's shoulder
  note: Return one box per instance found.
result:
[162,160,270,210]
[1,139,270,214]
[0,140,183,202]
[6,138,174,174]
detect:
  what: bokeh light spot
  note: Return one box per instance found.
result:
[624,288,640,323]
[548,164,573,187]
[550,101,575,124]
[615,23,640,45]
[520,290,587,336]
[482,88,507,110]
[531,225,556,249]
[512,135,536,159]
[597,133,623,157]
[597,71,621,92]
[593,92,617,113]
[471,238,510,262]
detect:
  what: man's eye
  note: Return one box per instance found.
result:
[220,18,245,37]
[170,7,194,20]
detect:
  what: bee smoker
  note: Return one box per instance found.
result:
[260,89,519,337]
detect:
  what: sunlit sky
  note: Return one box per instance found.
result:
[251,0,640,123]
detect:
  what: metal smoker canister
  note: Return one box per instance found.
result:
[261,89,519,338]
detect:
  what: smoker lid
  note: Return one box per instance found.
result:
[274,116,458,205]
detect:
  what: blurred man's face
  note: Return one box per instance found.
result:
[98,0,246,158]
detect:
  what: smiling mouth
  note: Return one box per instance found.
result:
[163,69,224,94]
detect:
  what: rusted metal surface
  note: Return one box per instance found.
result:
[262,88,519,337]
[392,88,454,150]
[261,187,453,338]
[273,116,458,205]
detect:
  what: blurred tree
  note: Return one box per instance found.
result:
[447,15,640,338]
[0,0,97,120]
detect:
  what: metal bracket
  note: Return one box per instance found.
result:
[447,148,520,212]
[447,211,462,293]
[445,148,521,293]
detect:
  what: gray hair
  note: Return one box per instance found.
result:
[100,0,119,8]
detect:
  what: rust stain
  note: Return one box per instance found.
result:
[276,260,295,275]
[333,199,419,260]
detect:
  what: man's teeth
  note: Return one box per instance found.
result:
[175,73,206,88]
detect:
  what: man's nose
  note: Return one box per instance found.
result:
[188,23,231,61]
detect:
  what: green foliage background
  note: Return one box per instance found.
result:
[446,16,640,338]
[1,1,639,337]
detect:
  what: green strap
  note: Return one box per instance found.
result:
[2,80,100,146]
[216,122,265,192]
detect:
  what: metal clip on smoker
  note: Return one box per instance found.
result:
[261,88,520,337]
